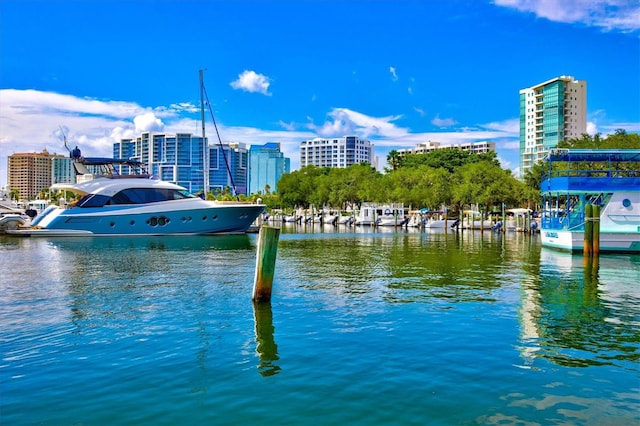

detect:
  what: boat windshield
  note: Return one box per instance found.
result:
[77,188,196,208]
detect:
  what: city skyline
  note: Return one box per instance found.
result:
[1,0,639,188]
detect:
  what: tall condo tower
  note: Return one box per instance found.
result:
[519,75,586,176]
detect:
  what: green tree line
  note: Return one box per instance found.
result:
[261,150,532,214]
[220,130,640,213]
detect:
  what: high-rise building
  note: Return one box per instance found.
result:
[7,149,67,200]
[51,156,75,185]
[114,132,250,195]
[300,136,376,169]
[519,75,587,176]
[248,142,290,195]
[114,132,206,192]
[209,142,249,196]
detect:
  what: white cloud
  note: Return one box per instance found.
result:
[277,120,296,132]
[308,108,407,139]
[134,112,165,133]
[494,0,640,32]
[389,66,398,81]
[482,118,519,133]
[431,115,458,127]
[230,70,272,95]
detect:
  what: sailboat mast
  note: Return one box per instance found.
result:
[200,69,209,195]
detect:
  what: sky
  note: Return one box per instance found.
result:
[1,0,639,188]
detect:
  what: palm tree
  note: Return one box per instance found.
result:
[386,150,400,171]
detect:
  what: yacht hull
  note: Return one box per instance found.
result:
[7,201,265,237]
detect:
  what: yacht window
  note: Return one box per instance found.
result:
[77,194,110,208]
[108,188,195,205]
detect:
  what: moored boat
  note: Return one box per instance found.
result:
[461,210,493,230]
[7,157,265,237]
[539,149,640,252]
[0,199,31,233]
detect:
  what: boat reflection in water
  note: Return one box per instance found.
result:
[519,248,640,368]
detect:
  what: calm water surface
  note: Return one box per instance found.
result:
[1,226,639,425]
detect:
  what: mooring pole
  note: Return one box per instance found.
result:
[583,204,593,256]
[592,204,600,255]
[252,226,281,303]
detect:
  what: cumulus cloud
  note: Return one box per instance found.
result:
[230,70,272,95]
[134,112,165,133]
[494,0,640,32]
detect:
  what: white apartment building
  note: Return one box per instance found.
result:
[397,140,496,156]
[519,75,587,176]
[300,136,376,168]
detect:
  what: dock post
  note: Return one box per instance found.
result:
[592,204,600,255]
[252,226,281,303]
[583,204,593,256]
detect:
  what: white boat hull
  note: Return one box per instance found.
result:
[541,229,640,252]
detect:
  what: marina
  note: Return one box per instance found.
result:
[1,227,638,425]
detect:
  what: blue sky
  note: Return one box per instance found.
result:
[1,0,639,188]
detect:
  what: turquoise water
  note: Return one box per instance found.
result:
[1,227,639,425]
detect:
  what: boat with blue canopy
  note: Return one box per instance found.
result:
[539,149,640,252]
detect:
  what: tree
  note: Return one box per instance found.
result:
[559,130,640,149]
[386,150,401,172]
[523,161,544,192]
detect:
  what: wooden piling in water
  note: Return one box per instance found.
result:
[583,204,593,256]
[592,204,600,255]
[252,226,281,303]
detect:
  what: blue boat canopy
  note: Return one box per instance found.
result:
[544,149,640,163]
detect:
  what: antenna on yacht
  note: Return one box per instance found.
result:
[59,126,70,153]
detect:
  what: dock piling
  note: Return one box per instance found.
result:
[592,204,600,255]
[252,226,281,303]
[583,204,593,256]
